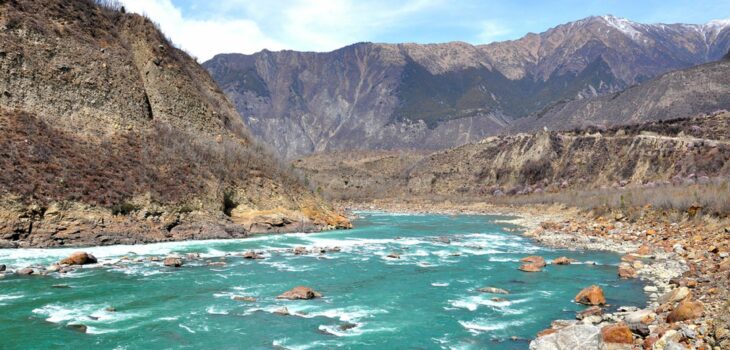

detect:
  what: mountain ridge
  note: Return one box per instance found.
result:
[205,15,730,158]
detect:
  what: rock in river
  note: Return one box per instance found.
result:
[277,286,322,300]
[520,256,547,267]
[242,251,265,260]
[478,287,510,294]
[163,256,183,267]
[519,263,542,272]
[575,285,606,306]
[59,251,97,265]
[16,268,34,276]
[552,256,576,265]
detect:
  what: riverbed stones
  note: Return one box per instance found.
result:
[552,256,576,265]
[520,256,547,267]
[575,285,606,306]
[479,287,509,294]
[277,286,322,300]
[666,299,704,323]
[163,256,183,267]
[59,251,97,265]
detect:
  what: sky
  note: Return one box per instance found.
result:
[117,0,730,61]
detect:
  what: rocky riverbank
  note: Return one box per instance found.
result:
[343,200,730,349]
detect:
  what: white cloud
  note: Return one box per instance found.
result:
[119,0,284,61]
[118,0,440,59]
[477,20,511,43]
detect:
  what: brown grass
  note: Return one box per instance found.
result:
[488,179,730,218]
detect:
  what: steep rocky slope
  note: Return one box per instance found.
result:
[206,16,730,158]
[295,112,730,200]
[0,0,348,248]
[512,55,730,132]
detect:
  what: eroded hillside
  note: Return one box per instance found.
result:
[0,0,349,248]
[295,112,730,202]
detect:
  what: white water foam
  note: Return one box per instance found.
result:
[431,282,450,287]
[458,318,526,334]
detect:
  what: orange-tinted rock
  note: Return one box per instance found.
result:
[163,256,183,267]
[601,323,633,344]
[618,264,637,279]
[643,335,659,349]
[575,285,606,306]
[667,300,703,323]
[59,251,97,265]
[277,286,322,300]
[519,263,542,272]
[520,256,546,267]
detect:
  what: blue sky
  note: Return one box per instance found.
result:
[119,0,730,61]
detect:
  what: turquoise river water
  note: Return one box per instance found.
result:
[0,212,646,349]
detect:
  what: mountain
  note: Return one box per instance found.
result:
[0,0,348,248]
[205,15,730,158]
[511,53,730,132]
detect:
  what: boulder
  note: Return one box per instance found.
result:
[277,286,322,300]
[163,256,183,267]
[16,268,34,275]
[667,299,703,323]
[552,256,576,265]
[617,264,637,279]
[529,325,600,350]
[520,256,547,267]
[242,251,264,259]
[59,251,97,265]
[293,246,308,255]
[600,323,633,344]
[478,287,509,294]
[67,324,88,333]
[386,253,400,259]
[519,263,542,272]
[273,307,289,316]
[575,285,606,306]
[0,264,5,272]
[232,296,257,302]
[658,287,690,305]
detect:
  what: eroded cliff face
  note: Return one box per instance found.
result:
[206,16,730,158]
[294,112,730,200]
[0,0,349,248]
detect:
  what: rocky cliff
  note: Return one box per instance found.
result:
[206,16,730,158]
[0,0,349,248]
